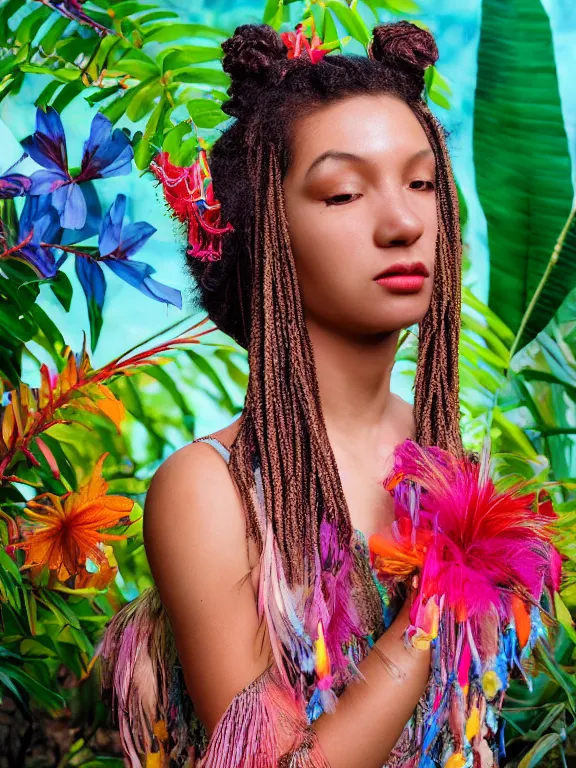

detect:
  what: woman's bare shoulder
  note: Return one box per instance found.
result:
[142,412,258,591]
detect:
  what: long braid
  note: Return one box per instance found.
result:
[412,101,464,457]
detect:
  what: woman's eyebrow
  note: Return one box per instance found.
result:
[304,147,434,179]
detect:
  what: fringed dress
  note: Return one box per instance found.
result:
[97,435,509,768]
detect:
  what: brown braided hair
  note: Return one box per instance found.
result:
[186,21,465,601]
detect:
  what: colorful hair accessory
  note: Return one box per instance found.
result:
[150,147,234,263]
[280,20,328,64]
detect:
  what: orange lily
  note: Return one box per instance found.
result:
[12,452,134,582]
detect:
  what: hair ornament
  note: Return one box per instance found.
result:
[280,19,328,64]
[150,144,234,263]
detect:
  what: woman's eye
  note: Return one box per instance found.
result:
[410,180,436,191]
[324,193,361,206]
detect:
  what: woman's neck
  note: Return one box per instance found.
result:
[307,320,405,450]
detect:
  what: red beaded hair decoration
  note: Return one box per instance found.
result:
[151,21,327,263]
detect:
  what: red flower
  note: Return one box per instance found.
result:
[280,22,328,64]
[150,149,234,263]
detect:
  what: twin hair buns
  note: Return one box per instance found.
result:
[220,20,439,113]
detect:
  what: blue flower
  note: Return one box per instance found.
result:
[0,155,31,199]
[75,194,182,313]
[22,107,133,231]
[13,195,65,278]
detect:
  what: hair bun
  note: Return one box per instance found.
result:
[221,24,286,82]
[368,20,438,73]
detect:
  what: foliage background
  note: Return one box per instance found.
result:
[0,0,575,765]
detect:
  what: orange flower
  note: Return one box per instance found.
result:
[12,453,134,582]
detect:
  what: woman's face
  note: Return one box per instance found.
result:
[282,93,438,338]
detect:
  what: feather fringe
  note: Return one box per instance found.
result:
[96,586,194,767]
[194,663,331,768]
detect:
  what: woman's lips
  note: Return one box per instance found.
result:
[374,274,426,292]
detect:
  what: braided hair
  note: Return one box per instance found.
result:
[186,21,464,600]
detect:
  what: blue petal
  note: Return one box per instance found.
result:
[105,258,182,308]
[99,194,127,256]
[53,182,87,230]
[141,276,183,308]
[37,106,66,148]
[84,112,112,156]
[75,255,106,312]
[29,168,68,194]
[19,195,61,243]
[20,241,59,279]
[80,114,133,180]
[118,221,156,259]
[0,173,31,199]
[95,140,133,178]
[21,107,68,173]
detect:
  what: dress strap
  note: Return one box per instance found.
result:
[193,435,231,464]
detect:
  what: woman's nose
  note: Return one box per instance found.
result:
[372,194,425,248]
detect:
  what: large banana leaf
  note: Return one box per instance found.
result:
[474,0,575,354]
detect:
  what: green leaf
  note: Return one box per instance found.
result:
[39,16,71,55]
[185,350,236,413]
[325,1,370,46]
[322,8,340,45]
[554,592,576,645]
[30,304,65,356]
[137,10,179,24]
[162,121,192,162]
[34,80,63,109]
[108,0,157,18]
[517,733,563,768]
[173,67,229,88]
[0,0,25,45]
[40,434,77,488]
[115,51,160,80]
[48,270,73,312]
[175,136,199,166]
[100,85,138,124]
[126,79,163,122]
[263,0,283,29]
[85,85,120,105]
[51,80,85,113]
[19,64,81,83]
[476,0,576,353]
[134,137,154,170]
[15,6,51,46]
[143,94,167,139]
[187,98,226,129]
[143,23,229,44]
[0,303,37,343]
[161,46,223,72]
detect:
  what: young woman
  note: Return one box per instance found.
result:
[98,19,554,768]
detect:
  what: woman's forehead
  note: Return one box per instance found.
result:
[287,94,434,178]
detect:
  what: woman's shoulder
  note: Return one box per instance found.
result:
[142,412,260,592]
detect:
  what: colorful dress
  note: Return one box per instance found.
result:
[97,434,560,768]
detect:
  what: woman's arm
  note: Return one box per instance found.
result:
[143,442,430,766]
[311,594,430,768]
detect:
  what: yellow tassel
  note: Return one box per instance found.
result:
[314,620,331,679]
[465,706,480,742]
[146,755,162,768]
[444,752,467,768]
[482,670,502,699]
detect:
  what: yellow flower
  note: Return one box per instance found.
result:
[13,453,133,582]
